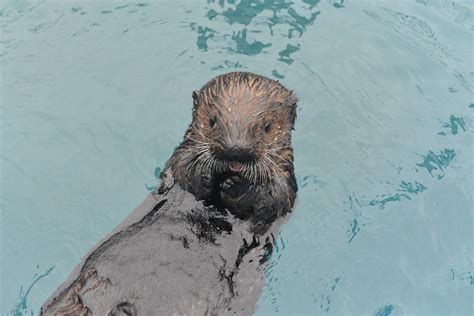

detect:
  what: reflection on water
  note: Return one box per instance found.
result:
[373,304,402,316]
[8,266,54,316]
[1,0,473,314]
[417,148,456,179]
[439,114,466,135]
[186,0,321,78]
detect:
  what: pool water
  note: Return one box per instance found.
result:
[1,0,473,315]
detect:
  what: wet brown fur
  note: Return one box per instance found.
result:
[162,72,298,233]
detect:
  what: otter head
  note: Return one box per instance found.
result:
[184,72,297,184]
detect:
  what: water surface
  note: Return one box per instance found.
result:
[1,0,473,314]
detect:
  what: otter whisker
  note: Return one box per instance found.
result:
[266,131,291,146]
[266,158,274,183]
[265,157,283,176]
[217,160,224,174]
[183,145,209,159]
[215,159,223,174]
[256,160,261,182]
[265,151,294,167]
[243,161,256,184]
[251,160,259,184]
[242,161,249,182]
[265,160,271,183]
[188,148,213,171]
[220,160,226,173]
[183,147,210,167]
[187,154,203,170]
[188,156,203,172]
[262,154,279,182]
[260,162,266,184]
[193,127,214,143]
[208,157,218,174]
[206,156,217,174]
[184,135,211,146]
[252,161,260,184]
[241,161,249,182]
[200,154,214,173]
[267,146,292,151]
[209,158,217,174]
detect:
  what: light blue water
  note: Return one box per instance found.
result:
[1,0,473,315]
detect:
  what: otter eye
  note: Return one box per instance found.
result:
[264,123,271,133]
[209,116,217,128]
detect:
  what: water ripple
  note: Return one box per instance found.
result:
[184,0,321,78]
[8,266,54,316]
[416,148,456,179]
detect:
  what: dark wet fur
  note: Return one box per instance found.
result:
[162,72,298,233]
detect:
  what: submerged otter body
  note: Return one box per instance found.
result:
[162,72,298,233]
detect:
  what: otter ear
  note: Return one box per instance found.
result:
[288,92,298,128]
[192,90,200,110]
[289,102,297,129]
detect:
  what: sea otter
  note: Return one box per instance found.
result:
[40,72,297,315]
[161,72,298,233]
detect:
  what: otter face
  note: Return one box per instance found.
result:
[184,72,297,184]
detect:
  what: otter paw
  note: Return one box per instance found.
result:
[192,173,214,200]
[220,175,250,198]
[201,173,213,189]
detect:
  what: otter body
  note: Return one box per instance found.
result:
[162,72,298,233]
[40,72,296,314]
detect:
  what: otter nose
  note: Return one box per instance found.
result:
[227,146,244,159]
[223,145,254,162]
